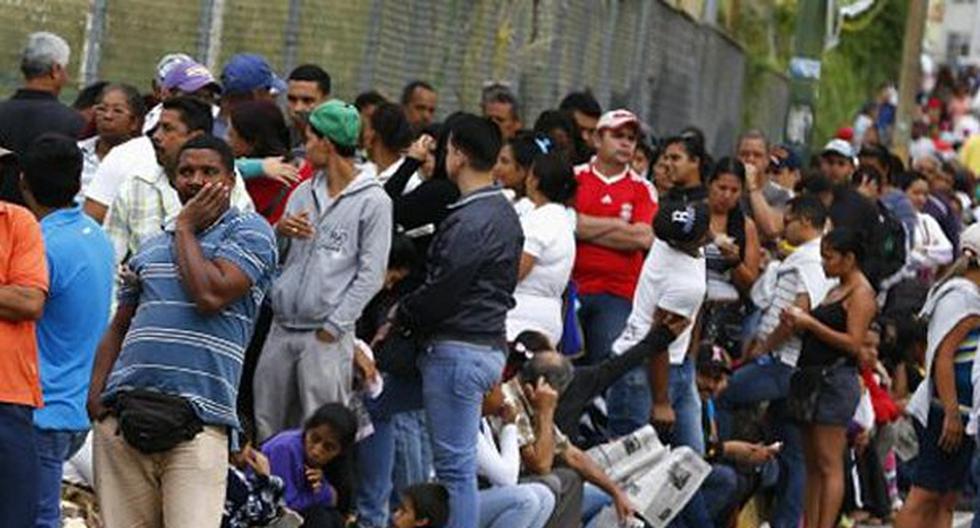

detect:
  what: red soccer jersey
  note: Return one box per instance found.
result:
[572,160,658,300]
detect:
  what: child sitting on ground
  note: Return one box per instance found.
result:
[262,403,358,528]
[391,483,450,528]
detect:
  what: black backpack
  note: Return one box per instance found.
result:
[869,200,907,283]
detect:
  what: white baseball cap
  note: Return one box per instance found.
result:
[961,223,980,264]
[821,139,855,161]
[596,109,639,132]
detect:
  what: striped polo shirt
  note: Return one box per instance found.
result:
[102,207,277,429]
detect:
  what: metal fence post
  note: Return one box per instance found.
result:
[78,0,108,88]
[282,0,302,75]
[197,0,226,71]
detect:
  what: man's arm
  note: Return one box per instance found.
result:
[83,198,109,225]
[0,286,45,321]
[175,224,254,314]
[576,213,653,251]
[746,189,783,240]
[562,445,635,520]
[520,378,559,475]
[322,201,393,338]
[755,293,811,357]
[87,304,136,420]
[1,209,48,320]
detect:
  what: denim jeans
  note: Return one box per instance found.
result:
[355,417,395,528]
[0,404,38,528]
[392,410,432,501]
[577,293,632,365]
[606,364,651,437]
[716,357,803,528]
[582,483,611,528]
[35,428,88,528]
[668,357,704,454]
[479,483,554,528]
[421,341,505,528]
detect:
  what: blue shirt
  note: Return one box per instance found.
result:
[102,208,277,429]
[35,206,114,431]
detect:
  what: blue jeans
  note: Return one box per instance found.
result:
[669,357,704,454]
[717,357,803,528]
[355,417,395,528]
[606,365,651,437]
[973,436,980,528]
[479,483,554,528]
[35,428,87,528]
[0,404,38,528]
[577,293,632,365]
[582,483,611,528]
[701,464,740,525]
[421,341,505,528]
[391,410,432,503]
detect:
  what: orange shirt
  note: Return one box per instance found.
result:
[0,202,48,407]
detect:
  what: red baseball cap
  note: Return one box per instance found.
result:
[596,109,639,132]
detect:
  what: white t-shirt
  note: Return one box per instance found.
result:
[612,239,707,364]
[506,203,576,344]
[84,136,158,207]
[906,278,980,429]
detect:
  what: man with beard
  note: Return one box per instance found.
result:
[87,135,277,526]
[102,96,252,267]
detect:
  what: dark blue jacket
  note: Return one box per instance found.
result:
[397,184,523,345]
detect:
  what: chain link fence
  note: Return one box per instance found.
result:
[0,0,786,153]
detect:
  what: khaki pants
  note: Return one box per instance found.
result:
[253,323,354,442]
[93,416,227,528]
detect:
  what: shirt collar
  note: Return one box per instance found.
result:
[589,156,630,185]
[40,205,83,228]
[448,183,505,209]
[12,88,57,101]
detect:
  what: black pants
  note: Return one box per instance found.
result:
[300,505,344,528]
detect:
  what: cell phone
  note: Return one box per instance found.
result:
[768,441,783,452]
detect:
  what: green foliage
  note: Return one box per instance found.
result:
[814,0,908,144]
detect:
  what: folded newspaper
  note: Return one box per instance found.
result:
[587,425,711,527]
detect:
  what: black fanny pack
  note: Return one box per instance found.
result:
[115,390,203,454]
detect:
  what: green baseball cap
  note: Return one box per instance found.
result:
[308,100,361,148]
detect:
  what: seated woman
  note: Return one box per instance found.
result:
[477,382,556,528]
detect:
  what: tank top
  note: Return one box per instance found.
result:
[798,298,851,368]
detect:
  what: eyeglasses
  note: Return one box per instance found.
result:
[94,105,132,117]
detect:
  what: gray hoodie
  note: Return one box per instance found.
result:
[270,168,392,336]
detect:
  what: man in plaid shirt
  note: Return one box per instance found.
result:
[103,96,253,266]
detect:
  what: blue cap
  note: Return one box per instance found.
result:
[220,54,287,95]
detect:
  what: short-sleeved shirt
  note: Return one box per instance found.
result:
[35,207,115,430]
[506,203,577,343]
[612,239,706,365]
[102,207,277,429]
[84,136,158,208]
[0,202,49,407]
[572,160,658,300]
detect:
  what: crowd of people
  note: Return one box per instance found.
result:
[4,28,980,528]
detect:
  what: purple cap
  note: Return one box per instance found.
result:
[163,60,221,94]
[220,54,286,95]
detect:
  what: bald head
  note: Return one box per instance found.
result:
[521,351,574,395]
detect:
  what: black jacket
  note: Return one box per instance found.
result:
[397,184,523,345]
[0,89,84,204]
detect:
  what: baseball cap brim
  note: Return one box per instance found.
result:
[270,75,287,95]
[598,116,639,132]
[177,78,222,95]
